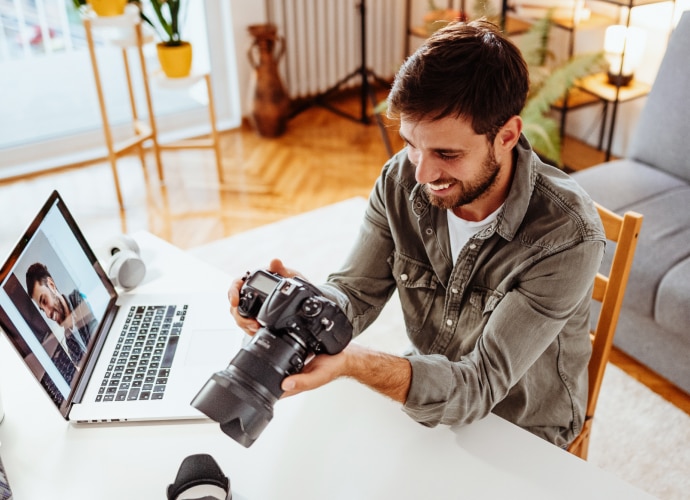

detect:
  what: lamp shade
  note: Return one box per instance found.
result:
[604,25,647,82]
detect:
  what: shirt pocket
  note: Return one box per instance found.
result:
[389,253,438,334]
[461,286,504,331]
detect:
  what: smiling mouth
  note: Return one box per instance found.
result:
[427,182,454,192]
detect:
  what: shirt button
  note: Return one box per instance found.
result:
[446,319,453,326]
[425,228,433,235]
[469,243,477,250]
[451,288,459,294]
[400,274,408,281]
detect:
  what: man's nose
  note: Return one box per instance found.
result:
[414,153,440,185]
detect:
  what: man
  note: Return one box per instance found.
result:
[26,262,96,365]
[230,20,605,448]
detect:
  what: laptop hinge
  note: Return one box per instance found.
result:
[69,302,119,407]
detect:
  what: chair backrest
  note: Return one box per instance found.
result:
[568,203,643,460]
[628,10,690,182]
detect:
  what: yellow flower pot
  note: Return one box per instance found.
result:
[88,0,128,17]
[157,42,193,79]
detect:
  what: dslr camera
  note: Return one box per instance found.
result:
[191,269,353,447]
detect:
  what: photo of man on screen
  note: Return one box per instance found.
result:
[25,262,96,365]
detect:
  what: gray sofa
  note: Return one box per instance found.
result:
[570,11,690,395]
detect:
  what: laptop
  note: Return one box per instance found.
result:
[0,190,240,424]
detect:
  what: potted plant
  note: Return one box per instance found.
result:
[143,0,192,78]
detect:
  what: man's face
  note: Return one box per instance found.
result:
[31,278,67,325]
[400,115,502,212]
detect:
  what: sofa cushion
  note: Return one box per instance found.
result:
[571,160,687,212]
[613,306,690,395]
[573,163,690,322]
[628,12,690,183]
[656,256,690,336]
[601,187,690,317]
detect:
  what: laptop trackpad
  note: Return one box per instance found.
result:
[184,329,240,368]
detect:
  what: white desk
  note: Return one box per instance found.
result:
[0,198,653,499]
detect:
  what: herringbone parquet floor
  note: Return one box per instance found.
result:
[1,92,688,416]
[0,92,403,256]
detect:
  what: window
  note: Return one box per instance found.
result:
[0,0,240,178]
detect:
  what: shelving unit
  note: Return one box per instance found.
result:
[151,72,224,183]
[502,0,676,160]
[83,8,223,211]
[83,10,162,212]
[575,72,652,157]
[574,0,675,160]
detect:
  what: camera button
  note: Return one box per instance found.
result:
[290,355,304,370]
[302,298,323,317]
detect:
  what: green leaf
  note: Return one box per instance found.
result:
[517,14,553,67]
[522,110,562,164]
[146,0,186,45]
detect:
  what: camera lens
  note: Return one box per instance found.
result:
[191,328,308,447]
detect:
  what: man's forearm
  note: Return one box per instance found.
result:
[344,344,412,403]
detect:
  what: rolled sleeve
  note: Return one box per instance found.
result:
[403,354,455,426]
[403,353,494,428]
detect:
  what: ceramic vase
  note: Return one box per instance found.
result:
[247,24,290,138]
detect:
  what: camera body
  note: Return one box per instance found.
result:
[192,269,353,448]
[238,269,351,355]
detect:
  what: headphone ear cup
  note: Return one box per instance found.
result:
[106,235,146,290]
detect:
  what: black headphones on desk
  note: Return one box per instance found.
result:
[167,454,231,500]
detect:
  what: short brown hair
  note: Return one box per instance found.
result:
[26,262,51,296]
[387,19,529,142]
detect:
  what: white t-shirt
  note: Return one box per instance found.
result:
[447,205,503,264]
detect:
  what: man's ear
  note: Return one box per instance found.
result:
[496,115,522,150]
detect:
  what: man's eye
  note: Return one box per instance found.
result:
[438,153,459,161]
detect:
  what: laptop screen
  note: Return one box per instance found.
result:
[0,191,116,417]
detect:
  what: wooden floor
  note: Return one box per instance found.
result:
[1,93,688,416]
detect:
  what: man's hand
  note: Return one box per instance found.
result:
[227,258,302,335]
[281,343,412,404]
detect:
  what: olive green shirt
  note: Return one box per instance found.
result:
[321,136,605,447]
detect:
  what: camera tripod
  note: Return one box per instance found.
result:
[291,0,394,156]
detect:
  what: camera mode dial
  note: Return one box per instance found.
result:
[301,297,323,317]
[238,291,254,312]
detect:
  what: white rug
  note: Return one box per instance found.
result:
[588,364,690,499]
[193,198,690,499]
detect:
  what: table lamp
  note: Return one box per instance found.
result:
[604,25,646,86]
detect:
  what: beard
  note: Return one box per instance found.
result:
[424,148,501,211]
[51,289,68,325]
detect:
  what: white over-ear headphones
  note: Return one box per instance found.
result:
[105,234,146,290]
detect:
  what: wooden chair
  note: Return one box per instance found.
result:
[567,203,643,460]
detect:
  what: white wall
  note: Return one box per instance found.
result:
[227,1,267,118]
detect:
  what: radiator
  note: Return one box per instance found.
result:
[266,0,407,99]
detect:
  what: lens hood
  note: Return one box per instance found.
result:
[191,370,273,448]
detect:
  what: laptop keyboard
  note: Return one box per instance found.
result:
[96,304,187,402]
